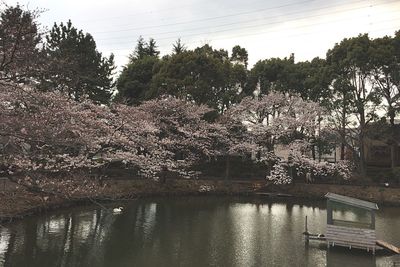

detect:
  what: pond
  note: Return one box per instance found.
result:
[0,197,399,267]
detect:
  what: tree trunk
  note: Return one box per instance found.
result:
[359,113,367,178]
[340,106,346,160]
[340,143,345,161]
[359,136,367,177]
[318,116,322,162]
[389,111,397,170]
[311,143,316,160]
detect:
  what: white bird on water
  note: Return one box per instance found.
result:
[113,207,123,214]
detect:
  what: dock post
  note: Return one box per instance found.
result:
[305,216,309,244]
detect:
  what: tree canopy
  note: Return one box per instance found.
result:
[0,4,43,82]
[41,20,116,104]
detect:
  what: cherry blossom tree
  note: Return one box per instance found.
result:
[0,80,352,189]
[225,91,352,184]
[0,82,231,195]
[226,91,324,152]
[134,95,231,177]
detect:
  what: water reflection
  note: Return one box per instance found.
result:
[0,197,399,267]
[326,248,376,267]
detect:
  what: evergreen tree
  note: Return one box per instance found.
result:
[116,37,160,104]
[0,4,43,82]
[246,54,297,95]
[129,36,147,61]
[129,36,160,61]
[369,34,400,170]
[150,44,247,113]
[327,34,381,176]
[116,56,159,105]
[146,38,160,57]
[41,20,115,104]
[231,45,248,68]
[172,38,186,55]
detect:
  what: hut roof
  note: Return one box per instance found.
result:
[325,193,379,210]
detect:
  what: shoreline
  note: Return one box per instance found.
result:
[1,179,400,223]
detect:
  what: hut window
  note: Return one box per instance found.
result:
[330,201,373,229]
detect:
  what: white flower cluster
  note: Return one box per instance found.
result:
[293,154,352,180]
[266,161,292,185]
[199,185,214,192]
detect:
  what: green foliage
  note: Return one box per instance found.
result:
[129,36,160,61]
[369,34,400,126]
[172,38,186,55]
[245,54,331,103]
[297,57,332,103]
[116,55,160,105]
[115,37,161,104]
[0,4,44,82]
[116,42,248,110]
[41,20,115,104]
[231,45,248,68]
[149,44,247,113]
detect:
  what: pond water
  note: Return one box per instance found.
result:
[0,197,399,267]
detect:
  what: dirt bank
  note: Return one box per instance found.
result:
[284,183,400,205]
[1,179,399,223]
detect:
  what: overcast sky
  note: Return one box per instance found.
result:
[7,0,400,71]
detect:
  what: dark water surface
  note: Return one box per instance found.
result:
[0,196,399,267]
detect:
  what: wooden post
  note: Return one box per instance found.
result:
[305,216,309,244]
[327,200,333,225]
[305,215,308,233]
[370,210,375,230]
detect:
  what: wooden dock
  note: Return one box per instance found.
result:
[376,240,400,254]
[326,224,377,253]
[303,194,400,255]
[303,232,326,241]
[304,232,400,254]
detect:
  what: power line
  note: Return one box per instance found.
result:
[76,0,264,24]
[104,20,399,56]
[96,2,399,47]
[92,0,398,43]
[95,0,375,41]
[91,0,329,34]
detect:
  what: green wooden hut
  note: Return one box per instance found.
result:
[325,193,379,254]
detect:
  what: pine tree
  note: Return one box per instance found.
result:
[172,38,186,55]
[146,38,160,57]
[0,5,44,82]
[41,20,115,104]
[129,36,160,61]
[116,37,160,104]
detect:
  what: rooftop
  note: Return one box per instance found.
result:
[325,192,379,210]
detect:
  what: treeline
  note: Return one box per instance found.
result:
[112,29,400,176]
[116,38,248,113]
[1,4,399,177]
